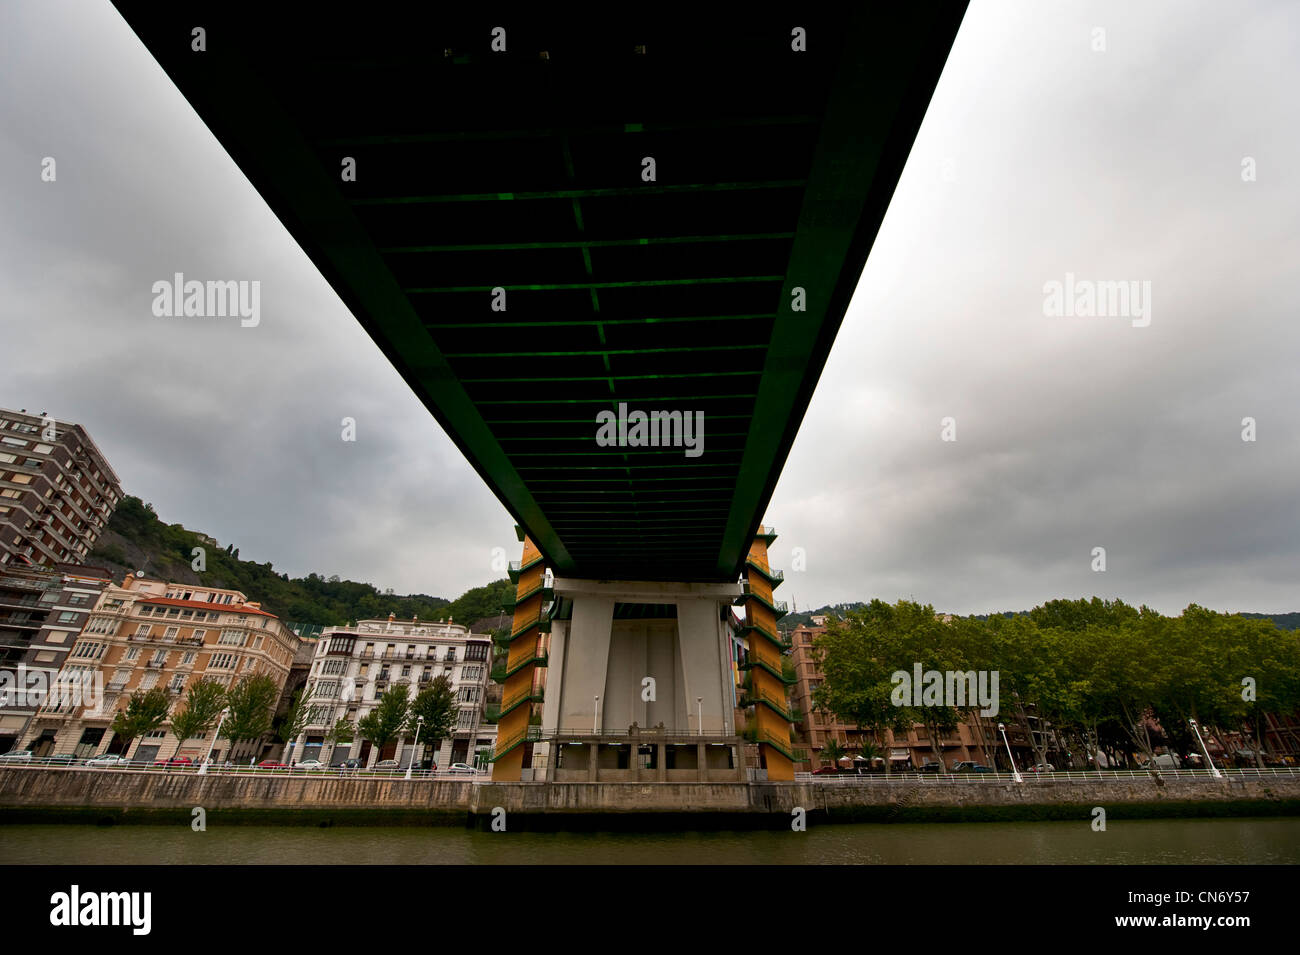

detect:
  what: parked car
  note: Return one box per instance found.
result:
[296,759,326,771]
[812,766,841,775]
[1148,753,1183,769]
[371,759,400,771]
[337,758,363,771]
[0,750,33,762]
[951,761,993,773]
[918,761,944,773]
[447,762,480,775]
[45,753,81,765]
[1025,763,1056,774]
[154,757,193,768]
[86,754,130,768]
[257,760,289,770]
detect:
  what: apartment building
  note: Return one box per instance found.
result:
[0,409,122,569]
[302,615,493,768]
[26,575,301,762]
[0,563,113,753]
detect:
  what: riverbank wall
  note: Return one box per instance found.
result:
[2,767,1298,828]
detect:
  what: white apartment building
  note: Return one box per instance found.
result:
[299,615,494,768]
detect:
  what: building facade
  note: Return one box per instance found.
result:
[0,409,122,569]
[26,575,301,762]
[301,616,493,768]
[0,563,113,753]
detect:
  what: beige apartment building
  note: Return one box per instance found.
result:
[28,575,302,762]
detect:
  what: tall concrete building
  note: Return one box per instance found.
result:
[0,562,113,753]
[0,409,122,569]
[302,616,493,768]
[27,575,302,761]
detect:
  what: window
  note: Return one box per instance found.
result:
[208,653,236,670]
[191,629,206,642]
[124,648,139,661]
[66,593,89,606]
[140,672,159,690]
[164,627,179,639]
[219,630,244,646]
[462,666,481,682]
[135,624,151,637]
[182,651,196,665]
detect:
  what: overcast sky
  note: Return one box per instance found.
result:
[2,1,1297,615]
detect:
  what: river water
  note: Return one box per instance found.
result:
[2,817,1297,864]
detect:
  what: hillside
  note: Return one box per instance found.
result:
[88,496,512,627]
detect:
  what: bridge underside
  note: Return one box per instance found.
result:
[114,4,966,581]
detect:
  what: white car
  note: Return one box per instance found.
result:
[0,750,32,762]
[447,762,480,775]
[86,755,131,768]
[295,759,326,770]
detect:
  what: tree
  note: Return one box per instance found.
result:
[326,717,356,764]
[408,675,456,768]
[219,673,279,763]
[821,737,846,771]
[277,687,319,764]
[812,601,917,778]
[109,687,171,757]
[167,679,226,760]
[357,683,411,766]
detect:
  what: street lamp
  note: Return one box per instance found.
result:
[998,722,1022,783]
[1188,718,1222,779]
[593,695,600,735]
[199,707,230,776]
[697,697,703,737]
[405,716,424,780]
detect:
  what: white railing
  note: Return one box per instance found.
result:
[0,755,490,779]
[792,766,1300,784]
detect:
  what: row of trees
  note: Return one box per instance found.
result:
[812,597,1300,774]
[110,672,460,766]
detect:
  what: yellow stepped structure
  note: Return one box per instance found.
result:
[737,526,796,780]
[490,533,550,779]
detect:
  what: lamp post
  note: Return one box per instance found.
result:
[198,708,230,776]
[593,695,600,735]
[998,722,1022,783]
[1188,718,1222,779]
[405,716,424,780]
[697,697,703,737]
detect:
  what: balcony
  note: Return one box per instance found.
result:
[506,555,544,584]
[743,559,784,588]
[512,580,554,607]
[491,651,549,683]
[736,620,791,651]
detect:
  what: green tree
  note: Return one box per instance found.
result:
[408,675,456,768]
[109,687,172,758]
[220,673,279,764]
[326,717,356,764]
[167,679,226,761]
[812,601,917,778]
[821,737,846,771]
[277,687,319,764]
[357,684,411,767]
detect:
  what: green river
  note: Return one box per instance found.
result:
[2,817,1298,864]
